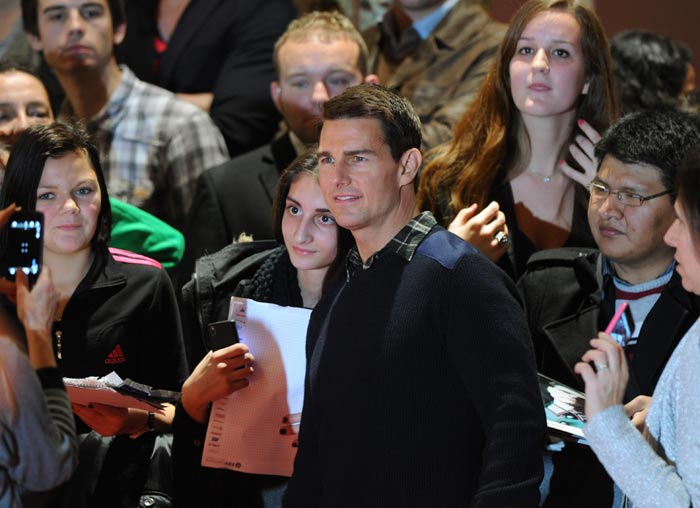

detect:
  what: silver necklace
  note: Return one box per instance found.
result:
[528,167,556,183]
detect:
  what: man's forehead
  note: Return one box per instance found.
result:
[597,156,664,187]
[39,0,108,11]
[320,118,382,144]
[279,38,361,72]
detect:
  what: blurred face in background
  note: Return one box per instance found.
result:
[664,199,700,294]
[0,71,54,172]
[29,0,125,74]
[272,35,376,145]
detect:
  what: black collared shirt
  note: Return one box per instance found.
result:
[346,211,437,278]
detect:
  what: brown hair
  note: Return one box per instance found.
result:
[417,0,619,221]
[322,83,422,161]
[676,145,700,249]
[274,10,369,76]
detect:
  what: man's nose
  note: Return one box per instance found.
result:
[67,8,86,33]
[311,81,330,104]
[599,192,624,217]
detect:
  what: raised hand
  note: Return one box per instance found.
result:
[574,332,629,420]
[560,118,602,187]
[448,201,509,262]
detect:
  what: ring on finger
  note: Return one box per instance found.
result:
[596,362,609,371]
[494,231,509,245]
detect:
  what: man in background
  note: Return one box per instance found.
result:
[22,0,229,231]
[364,0,504,148]
[179,11,378,282]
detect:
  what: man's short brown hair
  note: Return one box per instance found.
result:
[274,11,369,76]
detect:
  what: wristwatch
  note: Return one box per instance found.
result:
[147,411,156,432]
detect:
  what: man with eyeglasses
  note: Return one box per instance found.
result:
[518,109,700,508]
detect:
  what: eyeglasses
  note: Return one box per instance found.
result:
[588,181,674,207]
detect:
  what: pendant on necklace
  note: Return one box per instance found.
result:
[543,175,551,183]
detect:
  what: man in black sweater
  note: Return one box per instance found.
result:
[283,83,545,507]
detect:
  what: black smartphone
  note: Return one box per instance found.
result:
[3,211,43,284]
[605,302,635,347]
[207,319,239,351]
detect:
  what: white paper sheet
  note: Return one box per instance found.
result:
[201,297,311,476]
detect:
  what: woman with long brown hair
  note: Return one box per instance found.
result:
[418,0,619,280]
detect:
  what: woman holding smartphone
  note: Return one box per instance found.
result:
[176,148,353,508]
[0,122,188,507]
[577,146,700,508]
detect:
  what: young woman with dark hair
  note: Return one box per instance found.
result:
[176,147,354,508]
[0,121,187,507]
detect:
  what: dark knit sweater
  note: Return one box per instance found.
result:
[285,227,545,508]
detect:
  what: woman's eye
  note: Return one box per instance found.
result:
[553,49,570,58]
[75,187,94,196]
[318,214,336,225]
[287,205,301,216]
[37,192,55,200]
[517,46,533,55]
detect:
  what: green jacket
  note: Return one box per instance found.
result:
[109,198,184,269]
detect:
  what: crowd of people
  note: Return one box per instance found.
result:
[0,1,698,508]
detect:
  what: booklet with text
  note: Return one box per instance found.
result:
[63,371,180,413]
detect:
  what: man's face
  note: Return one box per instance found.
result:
[318,118,407,238]
[588,156,676,277]
[272,37,366,144]
[29,0,125,74]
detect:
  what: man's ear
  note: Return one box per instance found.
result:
[270,82,283,113]
[364,74,380,85]
[398,147,421,187]
[113,22,127,46]
[26,31,43,52]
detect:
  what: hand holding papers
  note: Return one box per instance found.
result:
[201,297,311,477]
[64,371,180,413]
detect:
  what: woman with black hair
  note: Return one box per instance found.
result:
[175,147,353,508]
[0,121,188,507]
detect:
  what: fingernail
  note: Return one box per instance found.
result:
[578,119,584,126]
[558,159,564,165]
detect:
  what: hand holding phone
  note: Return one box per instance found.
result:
[207,319,239,351]
[2,211,43,285]
[605,302,635,347]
